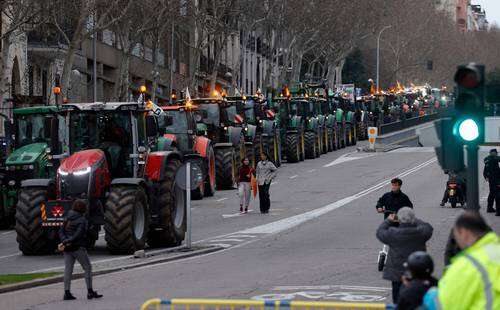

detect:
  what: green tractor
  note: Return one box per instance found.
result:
[274,96,305,163]
[0,106,64,228]
[192,98,245,190]
[16,102,186,255]
[228,95,281,167]
[295,96,322,159]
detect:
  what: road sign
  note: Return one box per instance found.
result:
[368,127,378,150]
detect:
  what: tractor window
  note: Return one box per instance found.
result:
[163,110,188,133]
[244,101,256,122]
[223,105,238,124]
[197,104,220,126]
[16,114,51,147]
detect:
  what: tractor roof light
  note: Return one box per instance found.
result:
[139,85,147,93]
[457,118,479,142]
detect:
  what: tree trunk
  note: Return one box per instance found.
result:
[151,36,160,103]
[209,36,226,93]
[0,36,12,113]
[60,10,87,95]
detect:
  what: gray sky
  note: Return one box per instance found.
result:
[473,0,500,27]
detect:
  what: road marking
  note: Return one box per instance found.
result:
[389,147,435,153]
[0,252,21,259]
[216,197,228,202]
[210,238,245,243]
[273,285,390,291]
[271,181,278,185]
[241,158,436,235]
[0,231,14,236]
[307,169,316,173]
[290,175,298,179]
[323,153,374,167]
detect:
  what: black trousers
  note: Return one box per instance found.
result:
[392,281,402,304]
[258,184,271,213]
[487,181,498,210]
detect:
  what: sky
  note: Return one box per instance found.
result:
[473,0,500,27]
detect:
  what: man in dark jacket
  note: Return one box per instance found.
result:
[376,178,413,218]
[483,148,499,213]
[397,251,437,310]
[59,200,102,301]
[376,207,433,304]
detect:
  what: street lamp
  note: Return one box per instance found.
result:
[376,25,392,93]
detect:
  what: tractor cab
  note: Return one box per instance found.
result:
[160,105,198,154]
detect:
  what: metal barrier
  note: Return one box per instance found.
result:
[141,298,395,310]
[379,108,451,135]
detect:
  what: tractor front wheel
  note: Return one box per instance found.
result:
[304,131,317,159]
[105,186,149,254]
[215,147,236,190]
[15,187,54,255]
[286,134,300,163]
[204,146,216,197]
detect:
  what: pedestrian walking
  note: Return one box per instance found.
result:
[256,152,277,214]
[397,251,437,310]
[423,211,499,310]
[376,178,413,219]
[58,199,102,301]
[238,157,254,213]
[483,148,499,213]
[376,207,433,304]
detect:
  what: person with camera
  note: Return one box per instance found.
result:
[376,207,433,304]
[58,199,102,301]
[397,251,437,310]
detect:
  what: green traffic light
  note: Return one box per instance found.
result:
[458,118,479,141]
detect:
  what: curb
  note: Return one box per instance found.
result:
[0,246,221,294]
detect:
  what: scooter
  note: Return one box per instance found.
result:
[377,210,396,272]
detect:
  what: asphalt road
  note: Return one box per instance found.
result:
[1,143,499,310]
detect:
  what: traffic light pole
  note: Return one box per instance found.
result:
[466,144,480,211]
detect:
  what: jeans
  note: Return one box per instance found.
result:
[258,183,271,213]
[238,182,251,208]
[64,247,92,291]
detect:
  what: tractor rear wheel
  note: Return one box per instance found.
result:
[215,147,236,189]
[305,131,317,159]
[204,146,216,197]
[148,158,186,247]
[327,128,334,152]
[15,187,54,255]
[316,133,321,158]
[322,130,328,154]
[105,186,149,254]
[299,132,306,161]
[286,134,300,163]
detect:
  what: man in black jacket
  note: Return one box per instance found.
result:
[483,148,499,213]
[59,200,102,301]
[376,178,413,218]
[376,208,433,304]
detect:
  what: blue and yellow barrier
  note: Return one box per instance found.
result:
[141,298,394,310]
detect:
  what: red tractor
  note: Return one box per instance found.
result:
[158,104,216,199]
[16,102,186,255]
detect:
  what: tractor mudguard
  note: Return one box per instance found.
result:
[20,179,54,188]
[144,151,183,182]
[156,136,176,151]
[214,142,233,148]
[261,120,275,137]
[336,109,344,123]
[183,153,203,161]
[227,126,243,146]
[245,124,257,141]
[110,178,147,187]
[193,136,211,158]
[346,111,355,124]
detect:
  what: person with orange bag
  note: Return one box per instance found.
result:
[238,157,254,213]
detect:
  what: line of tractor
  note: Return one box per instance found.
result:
[0,83,373,256]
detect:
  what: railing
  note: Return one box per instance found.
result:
[141,298,394,310]
[379,108,451,135]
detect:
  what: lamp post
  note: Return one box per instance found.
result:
[376,25,392,93]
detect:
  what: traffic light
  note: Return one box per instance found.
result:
[435,118,464,172]
[453,63,485,144]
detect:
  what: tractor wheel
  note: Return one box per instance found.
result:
[105,186,149,254]
[315,134,321,158]
[299,132,306,161]
[352,127,357,145]
[304,131,317,159]
[15,187,54,255]
[148,158,186,247]
[346,127,352,146]
[331,128,338,151]
[322,130,329,154]
[286,134,300,163]
[204,147,216,197]
[215,147,236,190]
[327,128,334,152]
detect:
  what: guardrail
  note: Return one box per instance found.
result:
[379,108,450,135]
[141,298,395,310]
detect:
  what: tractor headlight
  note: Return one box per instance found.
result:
[8,180,15,186]
[73,167,91,176]
[259,120,263,123]
[244,127,248,131]
[224,126,228,131]
[7,166,16,171]
[28,165,35,170]
[58,167,69,176]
